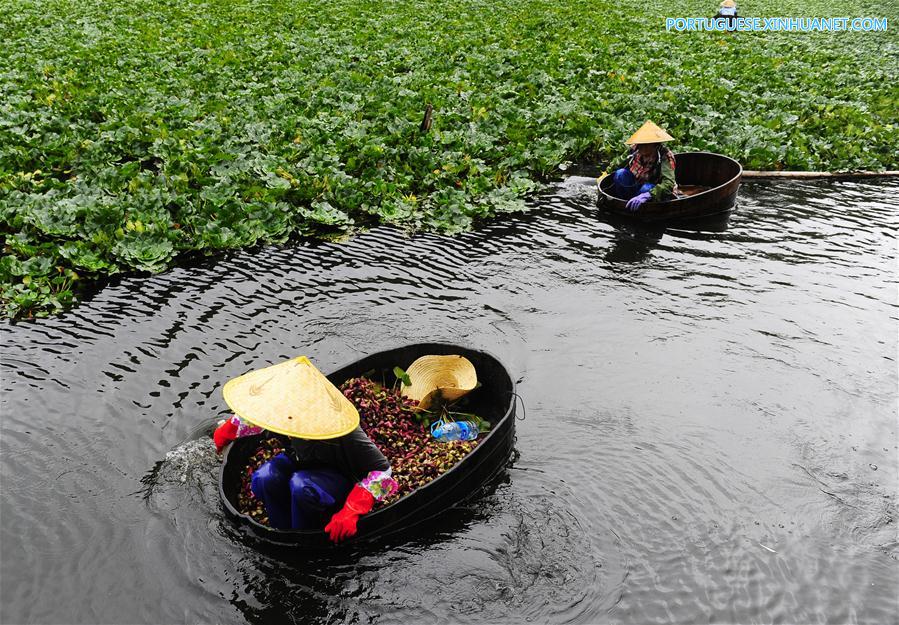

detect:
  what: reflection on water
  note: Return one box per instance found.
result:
[1,178,897,624]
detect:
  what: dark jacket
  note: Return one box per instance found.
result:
[291,426,389,482]
[609,145,677,201]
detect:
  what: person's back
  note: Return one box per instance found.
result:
[717,0,738,28]
[291,425,390,481]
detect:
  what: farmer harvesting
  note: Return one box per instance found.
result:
[717,0,738,28]
[603,121,678,211]
[213,356,397,542]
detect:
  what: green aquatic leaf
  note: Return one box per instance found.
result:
[20,256,55,277]
[393,366,412,387]
[58,242,117,273]
[111,236,175,273]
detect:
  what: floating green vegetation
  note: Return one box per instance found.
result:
[1,0,896,317]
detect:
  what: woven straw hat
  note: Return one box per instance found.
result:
[625,121,674,145]
[222,356,359,439]
[720,0,736,7]
[401,355,478,411]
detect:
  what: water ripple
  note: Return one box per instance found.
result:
[2,179,897,624]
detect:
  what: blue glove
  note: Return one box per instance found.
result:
[625,191,652,211]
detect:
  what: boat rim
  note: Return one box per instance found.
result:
[598,151,743,205]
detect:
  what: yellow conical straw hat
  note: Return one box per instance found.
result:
[222,356,359,439]
[625,121,674,145]
[720,0,736,7]
[401,355,478,411]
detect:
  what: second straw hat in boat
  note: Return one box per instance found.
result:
[401,354,478,411]
[222,356,359,439]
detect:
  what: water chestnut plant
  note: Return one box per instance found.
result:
[2,0,896,317]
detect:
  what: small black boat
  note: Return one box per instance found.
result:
[219,343,517,548]
[597,152,742,223]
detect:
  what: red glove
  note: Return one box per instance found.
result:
[213,419,239,453]
[325,485,374,543]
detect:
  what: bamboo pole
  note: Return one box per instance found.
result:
[742,170,899,179]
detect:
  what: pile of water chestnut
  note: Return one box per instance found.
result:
[236,437,285,526]
[237,376,480,524]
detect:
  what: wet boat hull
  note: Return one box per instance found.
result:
[597,152,742,223]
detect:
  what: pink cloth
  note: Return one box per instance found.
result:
[230,415,263,438]
[360,470,399,501]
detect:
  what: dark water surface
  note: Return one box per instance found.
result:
[2,179,897,625]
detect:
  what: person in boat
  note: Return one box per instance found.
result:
[716,0,738,29]
[213,356,398,543]
[603,121,678,211]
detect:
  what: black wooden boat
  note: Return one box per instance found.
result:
[219,343,516,548]
[597,152,742,223]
